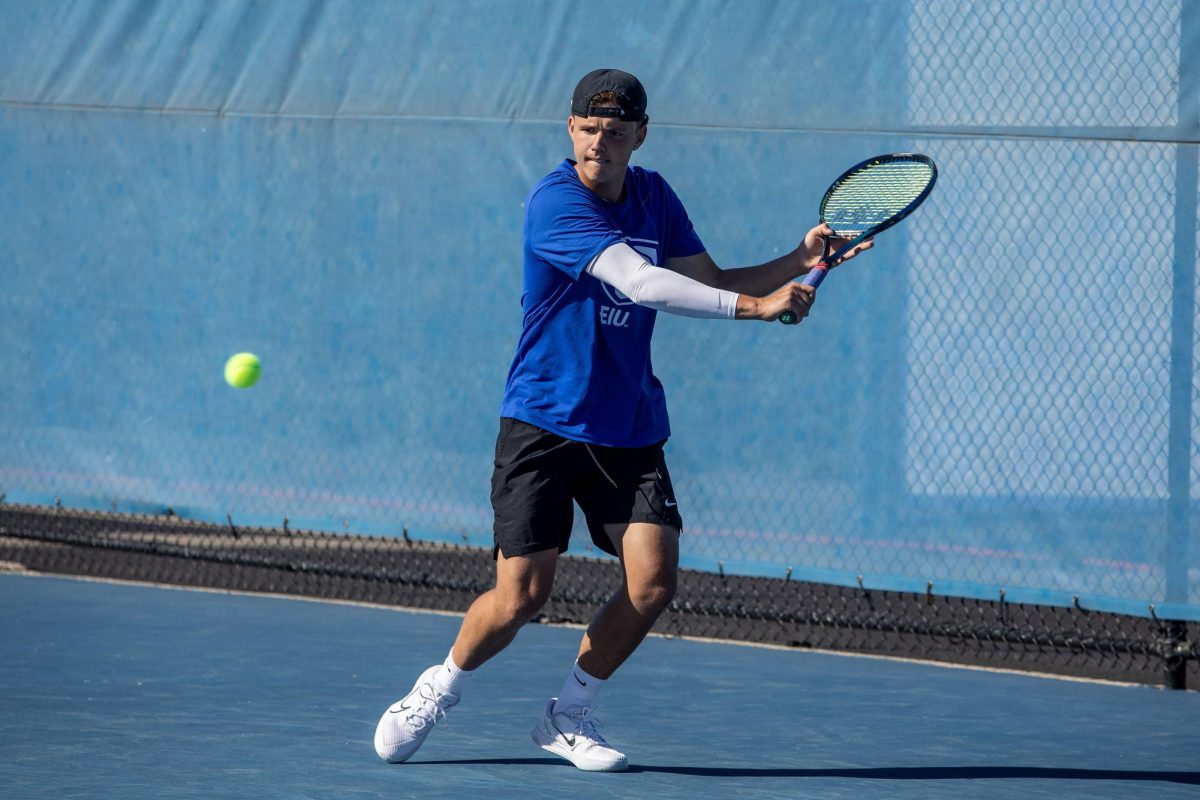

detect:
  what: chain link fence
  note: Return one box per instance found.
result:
[1,0,1197,687]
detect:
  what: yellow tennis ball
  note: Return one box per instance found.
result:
[224,352,261,389]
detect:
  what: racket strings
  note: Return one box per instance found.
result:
[822,161,934,234]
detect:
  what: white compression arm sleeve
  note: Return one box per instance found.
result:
[586,242,739,320]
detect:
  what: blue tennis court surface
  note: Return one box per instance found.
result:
[1,573,1196,800]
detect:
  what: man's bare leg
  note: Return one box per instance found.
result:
[375,547,558,763]
[452,547,559,670]
[530,523,678,772]
[576,522,679,678]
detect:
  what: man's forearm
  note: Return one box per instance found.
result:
[588,243,739,319]
[708,249,813,296]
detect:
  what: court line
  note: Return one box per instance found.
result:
[4,569,1161,691]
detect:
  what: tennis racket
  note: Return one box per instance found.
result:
[779,153,938,324]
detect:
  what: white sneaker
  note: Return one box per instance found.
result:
[531,698,628,772]
[374,665,460,763]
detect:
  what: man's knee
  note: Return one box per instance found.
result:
[493,549,558,625]
[498,586,552,624]
[629,570,676,616]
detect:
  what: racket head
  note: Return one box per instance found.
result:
[818,153,938,239]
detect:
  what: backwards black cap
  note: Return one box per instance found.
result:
[571,68,648,123]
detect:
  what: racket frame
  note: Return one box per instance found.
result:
[779,152,937,324]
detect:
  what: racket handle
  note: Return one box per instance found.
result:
[777,265,828,325]
[802,264,829,289]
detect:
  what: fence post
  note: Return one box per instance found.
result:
[1165,5,1199,645]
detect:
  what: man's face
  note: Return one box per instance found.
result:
[568,107,647,200]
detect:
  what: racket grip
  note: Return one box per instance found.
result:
[802,265,829,289]
[777,265,828,325]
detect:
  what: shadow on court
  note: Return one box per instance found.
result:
[413,759,1200,785]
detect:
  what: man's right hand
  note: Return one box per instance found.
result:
[736,282,816,323]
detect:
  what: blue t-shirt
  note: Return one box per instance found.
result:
[500,159,706,447]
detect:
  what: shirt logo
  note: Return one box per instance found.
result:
[599,239,657,329]
[600,306,630,327]
[602,282,633,307]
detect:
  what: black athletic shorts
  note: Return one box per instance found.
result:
[490,417,683,558]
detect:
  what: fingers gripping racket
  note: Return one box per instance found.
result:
[779,153,938,324]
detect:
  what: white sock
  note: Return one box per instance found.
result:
[553,662,605,713]
[432,649,472,696]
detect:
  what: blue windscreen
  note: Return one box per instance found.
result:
[1,0,1197,619]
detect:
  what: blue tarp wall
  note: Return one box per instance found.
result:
[2,0,1198,619]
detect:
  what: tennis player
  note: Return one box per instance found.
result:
[375,68,872,771]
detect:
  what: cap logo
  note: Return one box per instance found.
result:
[583,105,625,118]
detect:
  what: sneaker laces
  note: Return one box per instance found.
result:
[562,706,608,746]
[407,681,457,731]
